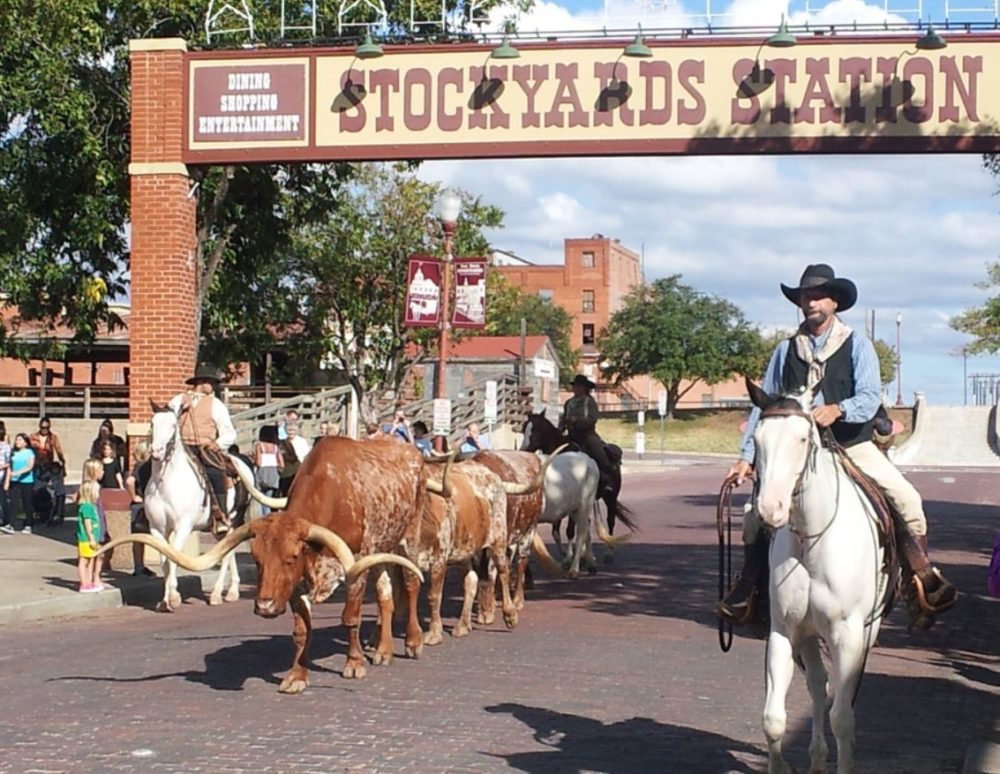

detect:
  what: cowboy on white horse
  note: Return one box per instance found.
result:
[559,374,615,497]
[168,365,237,534]
[721,263,956,629]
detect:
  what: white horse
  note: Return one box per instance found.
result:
[748,380,892,774]
[142,402,275,612]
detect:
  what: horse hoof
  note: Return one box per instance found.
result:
[567,569,580,580]
[208,594,223,606]
[405,643,423,659]
[225,589,240,603]
[155,601,174,613]
[168,593,182,609]
[452,623,471,638]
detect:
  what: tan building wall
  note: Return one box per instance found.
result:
[495,236,642,362]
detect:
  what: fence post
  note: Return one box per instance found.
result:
[84,386,92,419]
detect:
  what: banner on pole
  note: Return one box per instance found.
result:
[452,257,487,329]
[484,380,498,423]
[404,257,442,327]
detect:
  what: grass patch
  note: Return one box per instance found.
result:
[596,406,914,455]
[597,410,744,455]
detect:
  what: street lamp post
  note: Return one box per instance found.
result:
[895,312,903,407]
[434,188,462,452]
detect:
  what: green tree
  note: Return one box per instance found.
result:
[481,274,579,384]
[0,0,520,371]
[949,262,1000,353]
[872,338,897,386]
[598,276,764,418]
[282,165,503,412]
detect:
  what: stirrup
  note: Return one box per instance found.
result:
[910,567,957,616]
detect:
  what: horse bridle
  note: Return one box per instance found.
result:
[758,402,834,541]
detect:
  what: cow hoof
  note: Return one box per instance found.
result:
[155,601,174,613]
[587,564,598,576]
[567,568,580,580]
[278,675,309,694]
[371,650,394,666]
[424,631,443,646]
[208,593,223,606]
[503,611,518,629]
[405,643,423,659]
[477,611,496,626]
[342,661,368,680]
[452,623,471,638]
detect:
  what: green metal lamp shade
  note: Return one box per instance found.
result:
[355,32,384,60]
[915,24,947,50]
[491,37,521,59]
[766,19,797,48]
[623,33,653,58]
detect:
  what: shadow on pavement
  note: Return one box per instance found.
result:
[483,702,762,773]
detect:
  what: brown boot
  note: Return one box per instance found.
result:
[210,498,231,536]
[719,533,769,624]
[903,535,957,628]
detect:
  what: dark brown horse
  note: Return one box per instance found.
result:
[520,410,637,556]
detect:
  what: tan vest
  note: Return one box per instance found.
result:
[180,393,218,446]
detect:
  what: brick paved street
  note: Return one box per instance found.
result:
[1,462,997,773]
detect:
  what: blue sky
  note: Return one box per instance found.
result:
[418,0,1000,406]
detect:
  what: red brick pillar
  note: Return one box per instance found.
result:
[127,39,197,443]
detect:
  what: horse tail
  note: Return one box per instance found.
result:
[612,499,639,533]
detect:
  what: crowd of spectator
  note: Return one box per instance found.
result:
[361,408,491,459]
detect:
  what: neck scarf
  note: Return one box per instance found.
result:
[792,316,853,390]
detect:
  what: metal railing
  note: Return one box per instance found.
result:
[230,385,355,448]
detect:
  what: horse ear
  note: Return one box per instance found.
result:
[745,376,773,411]
[149,398,162,413]
[539,407,546,419]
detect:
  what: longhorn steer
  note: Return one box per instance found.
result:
[471,450,562,621]
[409,460,515,644]
[101,437,438,694]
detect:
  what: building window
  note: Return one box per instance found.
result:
[581,251,595,268]
[538,288,554,301]
[582,289,595,313]
[582,323,595,345]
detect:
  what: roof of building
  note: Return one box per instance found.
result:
[1,306,130,344]
[449,335,551,360]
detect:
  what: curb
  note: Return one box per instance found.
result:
[0,575,203,626]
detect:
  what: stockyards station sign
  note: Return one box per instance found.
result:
[184,35,1000,164]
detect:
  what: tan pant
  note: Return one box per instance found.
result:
[743,440,928,542]
[843,440,927,537]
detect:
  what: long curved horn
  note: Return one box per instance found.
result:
[228,453,288,510]
[303,524,424,584]
[304,524,356,571]
[425,450,456,498]
[96,523,253,572]
[531,531,564,577]
[345,552,424,585]
[503,443,568,495]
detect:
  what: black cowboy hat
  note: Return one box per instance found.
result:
[185,365,224,386]
[780,263,857,312]
[570,374,596,390]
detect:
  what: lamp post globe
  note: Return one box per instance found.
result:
[433,188,462,451]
